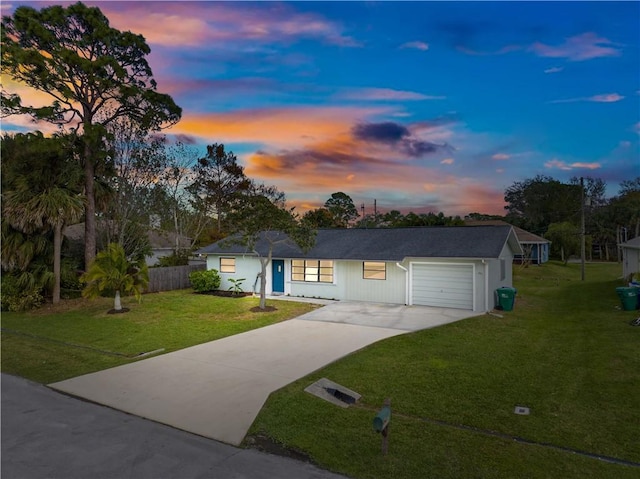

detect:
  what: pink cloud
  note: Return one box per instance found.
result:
[530,32,621,61]
[544,66,564,74]
[335,88,445,101]
[589,93,625,103]
[457,44,522,56]
[400,41,429,51]
[492,153,510,160]
[550,92,625,104]
[440,158,455,165]
[545,159,601,171]
[101,2,360,48]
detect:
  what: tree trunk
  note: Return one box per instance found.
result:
[84,146,96,271]
[259,257,268,309]
[53,222,62,304]
[173,206,180,254]
[114,290,122,311]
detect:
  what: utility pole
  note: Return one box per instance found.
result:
[580,177,586,281]
[374,199,377,224]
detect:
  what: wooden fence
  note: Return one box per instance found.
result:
[146,263,206,293]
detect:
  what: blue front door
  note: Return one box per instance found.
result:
[272,260,285,293]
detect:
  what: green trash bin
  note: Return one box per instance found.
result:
[616,287,639,311]
[496,287,517,311]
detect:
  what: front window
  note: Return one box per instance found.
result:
[292,259,333,283]
[363,261,386,280]
[220,257,236,273]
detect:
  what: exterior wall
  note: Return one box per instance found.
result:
[532,243,549,264]
[515,242,549,265]
[285,260,407,303]
[286,260,346,300]
[622,247,640,279]
[146,248,173,266]
[206,254,262,292]
[343,261,406,304]
[204,251,517,312]
[486,242,516,309]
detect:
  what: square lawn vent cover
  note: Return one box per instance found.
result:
[304,378,361,408]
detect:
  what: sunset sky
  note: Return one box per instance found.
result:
[2,1,639,216]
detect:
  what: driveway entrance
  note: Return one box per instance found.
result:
[50,300,476,446]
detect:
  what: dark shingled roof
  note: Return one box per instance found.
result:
[196,226,520,261]
[464,220,549,244]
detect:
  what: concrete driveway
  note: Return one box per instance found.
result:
[50,300,477,446]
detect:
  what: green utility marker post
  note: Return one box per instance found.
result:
[373,398,391,455]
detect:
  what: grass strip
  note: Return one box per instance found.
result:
[1,327,163,358]
[352,402,640,468]
[1,290,319,383]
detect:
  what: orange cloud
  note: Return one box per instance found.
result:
[168,105,390,148]
[0,76,79,134]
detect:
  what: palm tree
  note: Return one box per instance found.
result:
[2,132,85,304]
[81,243,149,312]
[3,186,84,303]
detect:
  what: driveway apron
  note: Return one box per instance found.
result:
[50,301,476,446]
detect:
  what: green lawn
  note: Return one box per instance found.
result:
[1,291,318,384]
[247,262,640,479]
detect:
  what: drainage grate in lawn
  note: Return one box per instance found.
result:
[305,378,361,408]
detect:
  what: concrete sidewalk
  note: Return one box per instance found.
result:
[2,373,347,479]
[50,301,476,446]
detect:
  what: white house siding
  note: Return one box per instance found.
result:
[343,261,407,304]
[486,243,517,309]
[622,246,639,279]
[287,260,346,300]
[203,253,516,312]
[206,255,263,293]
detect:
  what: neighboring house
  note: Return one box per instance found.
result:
[465,220,550,265]
[145,230,192,266]
[195,226,522,312]
[620,236,640,280]
[63,223,192,266]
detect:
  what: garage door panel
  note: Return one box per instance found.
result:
[411,263,473,310]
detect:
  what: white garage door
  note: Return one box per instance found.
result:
[411,263,474,310]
